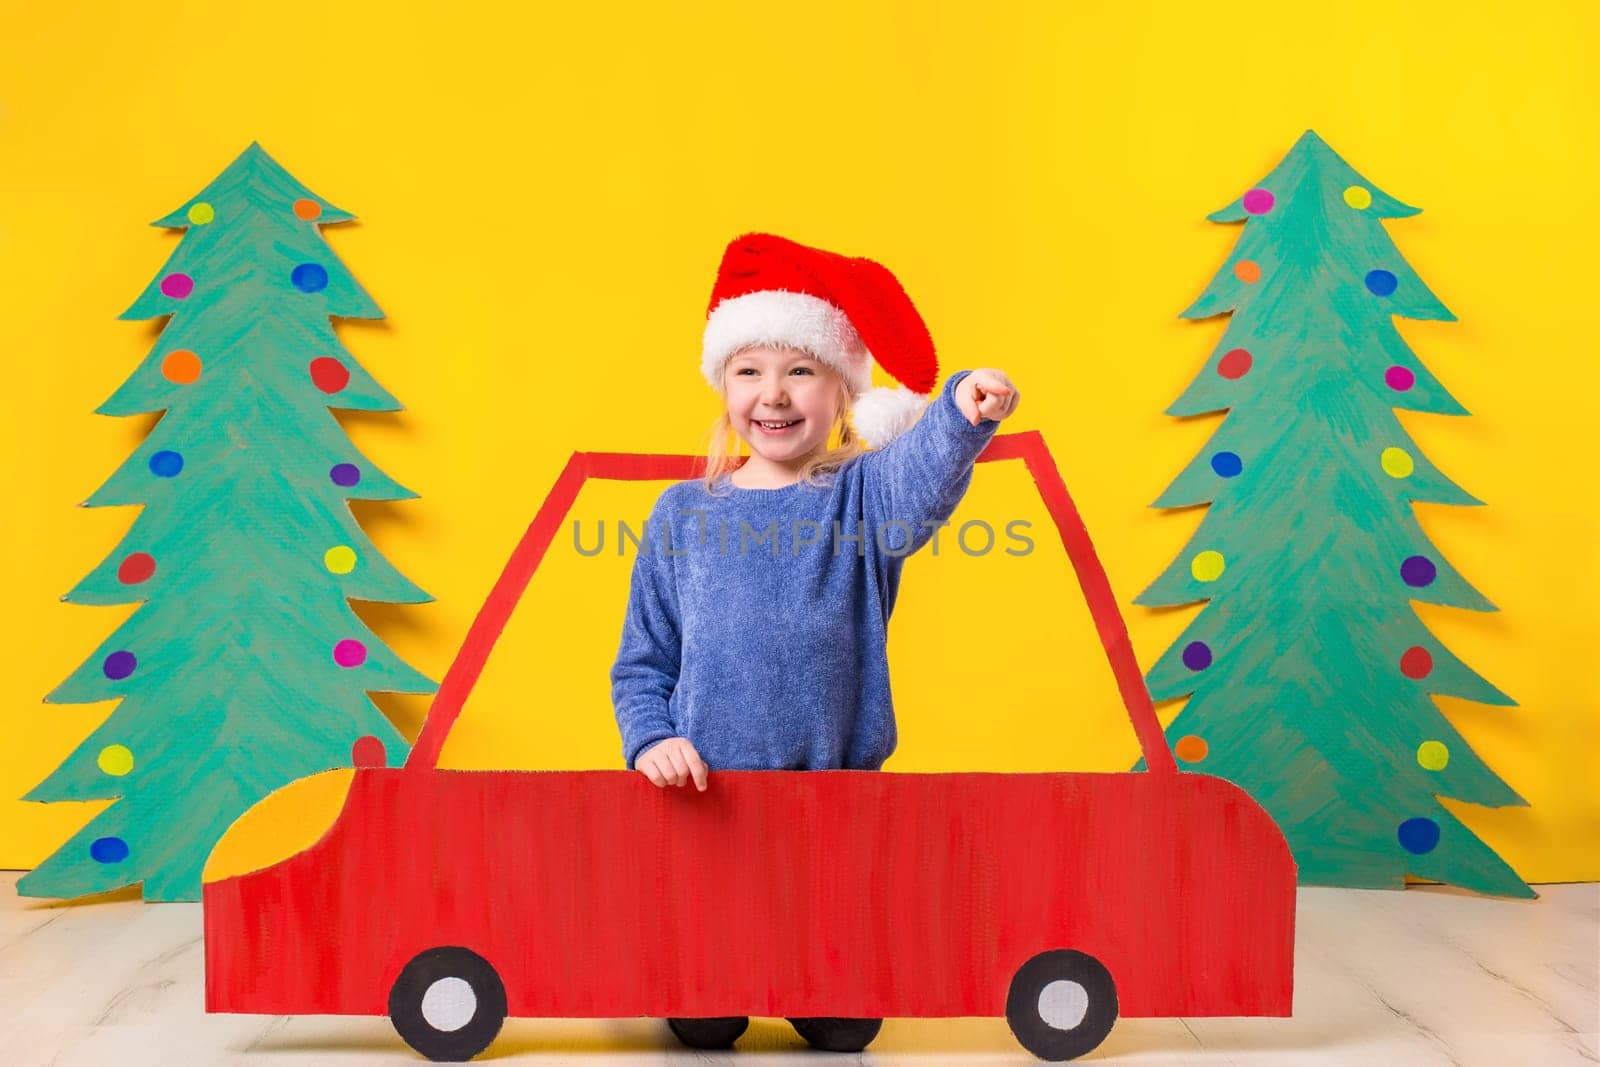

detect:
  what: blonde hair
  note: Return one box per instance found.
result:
[698,350,869,495]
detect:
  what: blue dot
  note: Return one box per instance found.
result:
[148,450,184,478]
[1211,451,1243,478]
[292,263,329,293]
[1397,817,1440,855]
[90,836,129,863]
[1365,269,1398,297]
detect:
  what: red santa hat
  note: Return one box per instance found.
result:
[701,232,939,448]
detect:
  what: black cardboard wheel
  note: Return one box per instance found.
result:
[388,946,508,1062]
[1005,949,1117,1061]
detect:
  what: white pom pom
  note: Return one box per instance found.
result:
[850,386,930,448]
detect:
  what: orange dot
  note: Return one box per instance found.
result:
[162,350,202,384]
[293,198,322,221]
[1174,735,1209,762]
[1233,260,1262,284]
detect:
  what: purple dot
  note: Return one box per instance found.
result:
[1385,365,1415,391]
[1242,188,1275,214]
[330,463,361,488]
[160,273,194,299]
[103,650,137,680]
[1182,641,1213,671]
[333,639,367,668]
[1401,555,1437,588]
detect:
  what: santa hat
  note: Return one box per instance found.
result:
[701,232,938,448]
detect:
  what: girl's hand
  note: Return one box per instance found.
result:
[636,737,709,791]
[955,369,1020,427]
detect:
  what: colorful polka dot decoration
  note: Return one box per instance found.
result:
[292,263,329,293]
[1233,260,1262,284]
[1344,185,1373,209]
[160,274,194,299]
[187,203,214,225]
[1211,451,1243,478]
[330,463,362,488]
[310,357,350,393]
[1399,646,1433,679]
[1217,348,1253,379]
[1242,188,1275,214]
[1401,555,1436,588]
[1381,447,1414,478]
[293,198,323,221]
[1174,735,1208,762]
[118,552,156,584]
[334,639,367,668]
[90,837,129,864]
[1417,740,1450,771]
[1191,550,1226,582]
[324,546,357,574]
[1182,641,1212,670]
[149,450,184,478]
[1365,269,1398,297]
[103,650,137,680]
[1385,365,1415,392]
[162,350,202,384]
[97,744,135,776]
[1397,817,1440,855]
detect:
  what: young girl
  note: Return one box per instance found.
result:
[610,232,1019,1052]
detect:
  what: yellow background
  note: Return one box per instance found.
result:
[2,1,1595,882]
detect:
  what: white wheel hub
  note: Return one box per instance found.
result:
[1037,978,1090,1030]
[420,976,478,1032]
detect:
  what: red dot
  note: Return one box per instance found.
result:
[352,735,386,767]
[117,553,156,584]
[310,357,351,394]
[1400,646,1433,679]
[1217,349,1253,379]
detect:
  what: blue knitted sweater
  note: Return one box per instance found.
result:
[610,369,1000,771]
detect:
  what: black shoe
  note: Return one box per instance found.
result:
[667,1016,749,1049]
[787,1016,883,1052]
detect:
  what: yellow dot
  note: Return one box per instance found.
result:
[1417,740,1449,771]
[1381,447,1414,478]
[187,202,215,225]
[98,744,135,776]
[324,546,357,574]
[1191,550,1226,582]
[1344,186,1372,210]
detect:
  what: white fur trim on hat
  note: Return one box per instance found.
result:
[850,385,930,448]
[702,290,872,393]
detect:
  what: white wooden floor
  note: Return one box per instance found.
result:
[0,874,1594,1065]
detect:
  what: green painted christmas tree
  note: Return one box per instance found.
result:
[1135,130,1531,898]
[20,143,436,902]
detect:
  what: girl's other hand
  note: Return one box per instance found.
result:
[955,369,1020,427]
[636,737,710,791]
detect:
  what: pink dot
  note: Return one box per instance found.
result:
[160,274,194,299]
[1242,188,1275,214]
[333,639,367,668]
[1385,365,1416,391]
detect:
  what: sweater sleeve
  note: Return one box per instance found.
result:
[609,492,683,768]
[862,369,1001,556]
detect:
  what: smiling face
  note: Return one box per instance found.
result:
[722,345,847,474]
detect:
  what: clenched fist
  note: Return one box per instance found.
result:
[955,368,1020,427]
[636,736,709,791]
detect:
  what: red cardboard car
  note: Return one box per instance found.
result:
[203,435,1296,1061]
